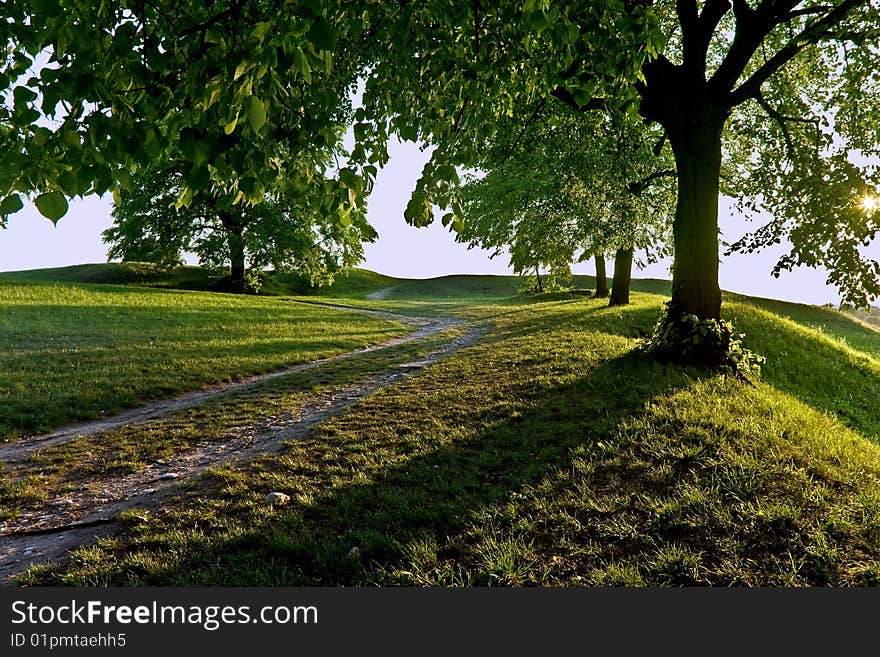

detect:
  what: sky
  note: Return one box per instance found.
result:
[0,136,870,307]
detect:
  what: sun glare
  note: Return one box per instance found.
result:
[860,194,879,213]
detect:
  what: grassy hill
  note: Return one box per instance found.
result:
[0,263,398,297]
[842,304,880,330]
[4,264,880,585]
[0,262,671,299]
[0,279,406,441]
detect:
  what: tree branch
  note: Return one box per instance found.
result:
[628,169,676,195]
[753,91,821,161]
[550,87,606,112]
[728,0,866,107]
[708,0,791,96]
[679,0,732,77]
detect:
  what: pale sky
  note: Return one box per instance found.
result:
[0,136,871,307]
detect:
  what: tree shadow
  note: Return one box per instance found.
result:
[102,347,709,585]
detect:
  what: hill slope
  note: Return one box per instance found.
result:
[0,262,673,299]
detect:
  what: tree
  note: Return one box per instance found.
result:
[357,0,880,367]
[105,166,376,291]
[5,2,879,369]
[457,106,675,303]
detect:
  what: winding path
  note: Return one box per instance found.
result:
[0,301,486,582]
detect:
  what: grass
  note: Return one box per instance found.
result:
[0,326,462,521]
[11,284,880,586]
[0,280,406,441]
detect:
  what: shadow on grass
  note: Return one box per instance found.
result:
[20,294,880,585]
[79,348,705,586]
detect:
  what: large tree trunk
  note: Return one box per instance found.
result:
[648,107,732,365]
[636,52,741,367]
[609,247,633,307]
[593,253,609,298]
[667,119,723,322]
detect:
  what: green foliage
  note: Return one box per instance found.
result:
[645,302,766,376]
[355,0,880,309]
[728,150,880,307]
[0,0,373,228]
[457,106,675,287]
[2,0,878,317]
[355,1,663,226]
[519,266,572,295]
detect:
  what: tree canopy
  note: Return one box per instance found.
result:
[105,164,375,291]
[0,0,373,226]
[356,0,880,365]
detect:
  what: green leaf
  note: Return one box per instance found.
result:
[29,0,62,17]
[185,164,211,191]
[436,164,458,182]
[117,168,132,191]
[308,18,337,51]
[246,96,267,131]
[234,60,255,81]
[251,22,272,42]
[399,124,419,142]
[13,86,38,104]
[204,78,223,109]
[525,10,551,32]
[58,171,79,195]
[224,116,238,135]
[34,191,68,223]
[175,186,193,209]
[292,48,312,83]
[0,194,24,216]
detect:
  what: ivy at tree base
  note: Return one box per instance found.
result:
[644,302,765,376]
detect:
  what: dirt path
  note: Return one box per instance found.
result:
[365,285,401,300]
[0,302,486,583]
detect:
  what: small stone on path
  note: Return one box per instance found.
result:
[130,488,157,498]
[265,492,290,505]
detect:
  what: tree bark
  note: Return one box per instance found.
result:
[666,116,724,322]
[593,253,609,297]
[228,230,246,291]
[609,247,633,307]
[644,94,732,364]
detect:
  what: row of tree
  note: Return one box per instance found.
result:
[1,0,878,366]
[456,105,675,306]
